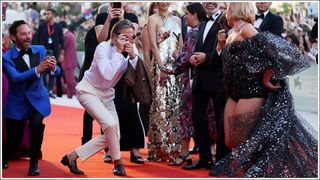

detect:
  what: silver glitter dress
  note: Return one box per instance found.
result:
[147,15,182,161]
[210,32,318,177]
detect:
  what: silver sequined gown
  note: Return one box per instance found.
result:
[147,15,182,161]
[210,32,318,177]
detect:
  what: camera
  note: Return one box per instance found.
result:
[112,2,122,8]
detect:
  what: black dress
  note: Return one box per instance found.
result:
[210,32,318,177]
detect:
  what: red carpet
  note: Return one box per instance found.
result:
[2,105,214,178]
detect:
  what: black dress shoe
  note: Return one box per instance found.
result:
[2,161,8,169]
[182,159,213,170]
[61,155,84,175]
[130,151,144,164]
[113,164,126,176]
[189,146,199,154]
[28,164,40,176]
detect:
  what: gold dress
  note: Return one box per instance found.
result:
[147,14,182,161]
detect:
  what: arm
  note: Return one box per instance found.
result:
[3,54,52,83]
[141,26,151,69]
[95,43,126,81]
[262,68,281,91]
[148,17,164,68]
[96,13,112,43]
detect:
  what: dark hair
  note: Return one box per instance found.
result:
[9,20,28,36]
[186,3,207,22]
[59,21,68,29]
[148,2,157,17]
[46,8,56,15]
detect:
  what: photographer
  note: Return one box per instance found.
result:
[2,20,60,176]
[61,20,138,176]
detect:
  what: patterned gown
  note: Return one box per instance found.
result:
[147,15,182,161]
[210,32,318,178]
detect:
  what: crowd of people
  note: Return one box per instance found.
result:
[2,1,318,178]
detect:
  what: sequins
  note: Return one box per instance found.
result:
[147,16,182,162]
[211,32,318,177]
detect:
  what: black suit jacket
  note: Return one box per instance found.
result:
[192,17,223,93]
[33,22,64,58]
[258,12,283,37]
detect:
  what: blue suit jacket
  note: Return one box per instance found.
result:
[2,45,61,120]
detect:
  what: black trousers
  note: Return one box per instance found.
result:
[4,109,45,166]
[81,110,108,153]
[192,88,229,162]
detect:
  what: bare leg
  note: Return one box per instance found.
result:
[224,98,237,149]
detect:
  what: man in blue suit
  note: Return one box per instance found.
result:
[2,20,60,176]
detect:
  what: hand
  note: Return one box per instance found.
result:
[217,29,227,48]
[159,66,174,75]
[36,56,51,73]
[48,56,57,72]
[193,52,206,66]
[262,68,282,92]
[110,8,124,20]
[159,71,168,86]
[172,49,180,59]
[124,42,135,59]
[189,55,197,67]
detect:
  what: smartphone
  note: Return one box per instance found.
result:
[112,2,122,8]
[46,49,54,56]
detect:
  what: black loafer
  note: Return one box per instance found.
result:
[28,164,40,176]
[189,146,199,154]
[2,161,8,169]
[182,159,213,170]
[113,164,126,176]
[61,155,84,175]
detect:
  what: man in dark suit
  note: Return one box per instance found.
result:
[2,20,60,175]
[254,2,284,37]
[182,2,229,170]
[33,8,64,98]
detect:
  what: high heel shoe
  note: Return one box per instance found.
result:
[168,154,192,166]
[130,151,144,164]
[61,155,84,175]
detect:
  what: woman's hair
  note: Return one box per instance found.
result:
[148,2,157,17]
[110,19,135,43]
[186,3,207,22]
[228,2,255,24]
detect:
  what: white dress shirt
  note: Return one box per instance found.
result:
[254,10,269,29]
[84,40,138,89]
[203,11,221,43]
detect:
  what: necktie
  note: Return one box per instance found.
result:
[19,48,32,57]
[255,14,265,20]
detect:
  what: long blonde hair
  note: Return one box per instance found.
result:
[228,2,255,24]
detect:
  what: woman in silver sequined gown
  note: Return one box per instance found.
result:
[147,4,183,161]
[210,2,318,178]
